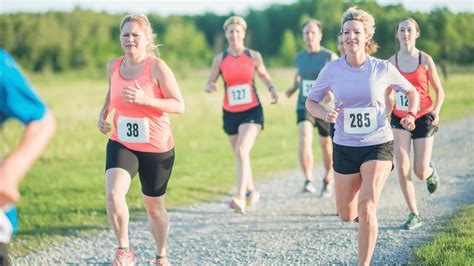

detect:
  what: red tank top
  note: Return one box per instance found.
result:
[110,56,174,152]
[393,52,433,119]
[220,49,260,112]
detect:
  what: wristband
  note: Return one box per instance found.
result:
[406,111,417,119]
[268,85,275,91]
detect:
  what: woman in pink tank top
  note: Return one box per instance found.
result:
[98,14,184,266]
[386,17,445,231]
[205,16,278,214]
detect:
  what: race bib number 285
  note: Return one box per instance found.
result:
[117,116,150,143]
[344,107,377,134]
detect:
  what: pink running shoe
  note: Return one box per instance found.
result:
[228,197,246,213]
[245,191,260,210]
[112,246,137,266]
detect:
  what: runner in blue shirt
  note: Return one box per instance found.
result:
[0,49,56,265]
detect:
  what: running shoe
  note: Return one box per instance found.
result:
[151,256,170,266]
[228,197,246,213]
[426,161,439,193]
[245,191,261,210]
[401,213,423,230]
[112,246,136,266]
[320,180,332,198]
[303,180,316,193]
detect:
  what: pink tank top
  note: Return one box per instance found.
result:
[393,52,432,119]
[110,56,174,152]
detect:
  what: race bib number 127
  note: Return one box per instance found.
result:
[228,84,252,106]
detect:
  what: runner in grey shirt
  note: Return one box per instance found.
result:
[286,19,337,196]
[306,7,418,266]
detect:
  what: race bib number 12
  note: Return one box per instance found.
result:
[117,116,150,143]
[395,91,420,112]
[344,107,377,134]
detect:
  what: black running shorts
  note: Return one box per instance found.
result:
[0,243,9,266]
[333,141,394,175]
[105,140,175,197]
[296,109,331,137]
[391,112,439,139]
[223,105,264,135]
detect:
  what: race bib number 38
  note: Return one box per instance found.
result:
[395,91,420,112]
[301,80,316,97]
[117,116,150,143]
[228,84,252,106]
[344,107,377,134]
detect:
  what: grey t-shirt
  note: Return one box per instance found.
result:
[308,56,413,147]
[295,48,333,110]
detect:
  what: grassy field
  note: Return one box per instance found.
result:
[3,69,473,258]
[413,205,474,264]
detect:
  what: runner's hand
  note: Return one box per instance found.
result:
[205,82,217,93]
[400,115,416,131]
[431,110,440,125]
[0,163,20,207]
[121,81,150,106]
[285,87,296,98]
[324,108,340,123]
[270,86,278,104]
[98,113,111,134]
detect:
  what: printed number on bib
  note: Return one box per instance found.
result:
[117,116,150,143]
[301,80,315,97]
[228,84,252,106]
[344,107,377,134]
[395,91,420,112]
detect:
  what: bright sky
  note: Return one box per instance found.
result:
[1,0,473,15]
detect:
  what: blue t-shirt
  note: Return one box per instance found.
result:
[0,49,46,125]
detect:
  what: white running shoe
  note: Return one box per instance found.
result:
[303,180,316,193]
[320,180,332,198]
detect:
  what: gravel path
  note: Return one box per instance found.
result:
[14,114,474,265]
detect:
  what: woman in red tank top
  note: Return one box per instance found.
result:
[97,14,184,265]
[386,17,445,230]
[205,16,278,213]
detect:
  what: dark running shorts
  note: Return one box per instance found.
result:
[333,141,394,175]
[223,105,264,135]
[296,109,331,137]
[0,243,10,266]
[105,140,175,197]
[391,112,439,139]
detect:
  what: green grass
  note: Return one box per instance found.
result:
[3,70,473,258]
[412,204,474,265]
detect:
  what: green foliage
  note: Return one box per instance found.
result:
[2,1,474,72]
[160,17,212,67]
[277,30,298,65]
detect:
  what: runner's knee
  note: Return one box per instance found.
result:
[358,199,376,222]
[413,164,429,180]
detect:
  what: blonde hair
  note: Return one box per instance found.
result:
[397,17,420,34]
[302,19,322,32]
[223,16,247,32]
[341,7,378,54]
[120,14,158,52]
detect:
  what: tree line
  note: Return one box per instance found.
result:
[1,0,473,72]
